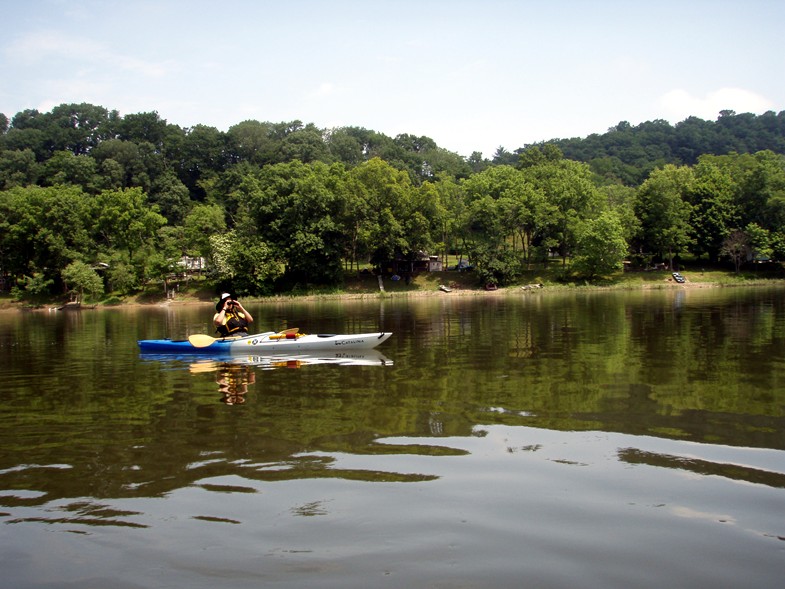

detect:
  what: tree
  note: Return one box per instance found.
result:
[3,126,49,161]
[148,170,191,225]
[0,185,92,289]
[601,184,640,244]
[325,127,365,165]
[432,174,468,266]
[635,164,694,269]
[571,210,628,279]
[105,256,138,294]
[43,103,114,155]
[90,187,167,259]
[721,229,749,273]
[744,222,772,263]
[462,165,530,256]
[687,159,738,262]
[174,124,227,199]
[234,160,349,286]
[467,151,488,173]
[349,158,415,268]
[0,148,39,188]
[277,123,329,164]
[207,230,282,295]
[227,237,283,295]
[226,120,277,166]
[61,260,104,302]
[145,226,185,296]
[42,150,98,190]
[116,111,169,149]
[90,139,151,191]
[184,203,227,262]
[521,157,603,266]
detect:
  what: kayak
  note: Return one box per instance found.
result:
[137,330,392,354]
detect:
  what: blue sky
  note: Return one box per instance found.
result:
[2,0,784,157]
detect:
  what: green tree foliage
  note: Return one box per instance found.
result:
[571,210,628,279]
[207,230,282,295]
[226,120,278,166]
[635,165,694,269]
[349,158,416,268]
[184,203,227,261]
[91,187,167,259]
[106,256,138,294]
[744,222,772,263]
[687,158,738,262]
[115,111,169,149]
[91,138,151,191]
[226,237,283,296]
[519,150,603,265]
[42,151,98,190]
[234,160,348,285]
[0,148,39,188]
[0,185,92,286]
[278,122,330,164]
[461,166,516,249]
[601,184,640,244]
[3,101,785,299]
[149,170,192,225]
[549,111,785,185]
[62,260,104,301]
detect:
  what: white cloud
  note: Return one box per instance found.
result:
[659,88,774,122]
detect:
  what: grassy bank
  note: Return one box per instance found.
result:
[2,264,783,310]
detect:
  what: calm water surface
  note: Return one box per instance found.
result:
[1,287,784,588]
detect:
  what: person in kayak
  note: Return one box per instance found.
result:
[213,293,254,337]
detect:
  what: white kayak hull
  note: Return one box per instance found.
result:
[138,331,392,354]
[231,331,392,353]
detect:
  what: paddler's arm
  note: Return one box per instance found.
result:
[214,299,230,327]
[234,300,253,324]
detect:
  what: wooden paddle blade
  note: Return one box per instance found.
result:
[279,327,299,335]
[188,334,217,348]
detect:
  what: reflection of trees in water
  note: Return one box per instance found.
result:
[4,290,785,527]
[618,447,785,489]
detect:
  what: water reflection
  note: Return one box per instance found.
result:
[2,290,785,588]
[215,363,255,405]
[140,349,393,369]
[618,447,785,489]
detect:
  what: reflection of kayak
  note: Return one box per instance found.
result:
[137,330,392,354]
[141,349,394,370]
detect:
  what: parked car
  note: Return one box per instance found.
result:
[449,260,474,272]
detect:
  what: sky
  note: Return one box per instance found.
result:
[2,0,784,158]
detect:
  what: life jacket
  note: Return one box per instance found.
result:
[216,310,249,337]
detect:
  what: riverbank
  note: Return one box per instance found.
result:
[3,268,782,312]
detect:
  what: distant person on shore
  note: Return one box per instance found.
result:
[213,293,254,337]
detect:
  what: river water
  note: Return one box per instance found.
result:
[1,286,784,588]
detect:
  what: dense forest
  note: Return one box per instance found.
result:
[1,103,784,300]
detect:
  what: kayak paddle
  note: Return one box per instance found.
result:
[188,334,220,348]
[187,328,299,349]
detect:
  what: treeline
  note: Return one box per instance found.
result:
[1,103,784,300]
[497,109,785,185]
